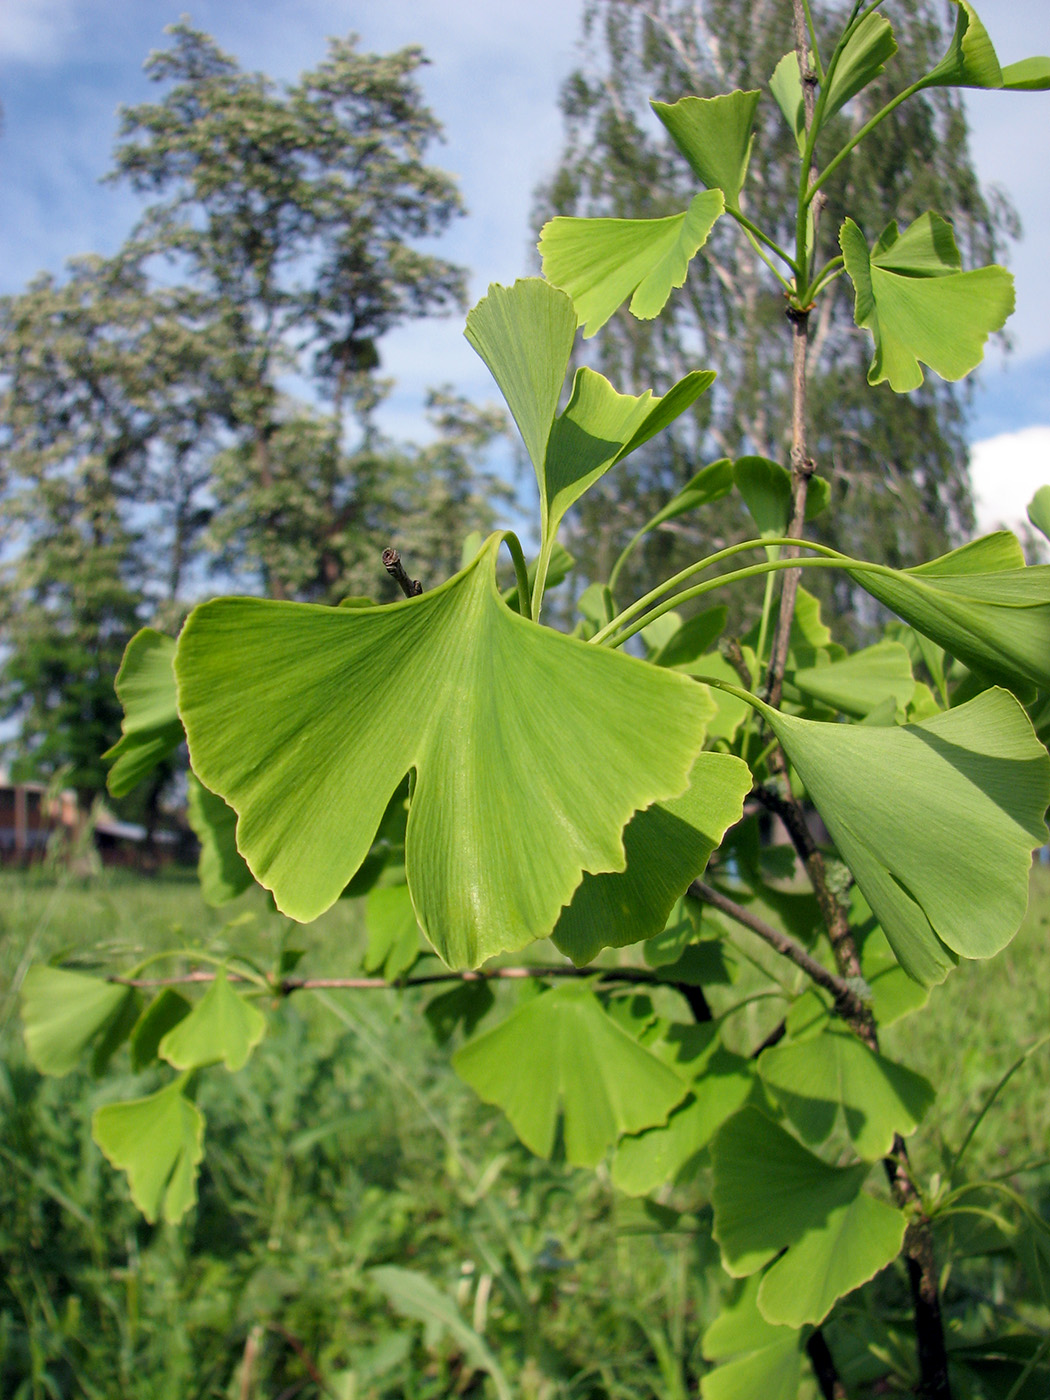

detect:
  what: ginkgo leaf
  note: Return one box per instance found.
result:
[733,456,829,556]
[769,53,805,152]
[1027,485,1050,542]
[175,533,713,968]
[823,12,898,119]
[462,279,576,475]
[452,982,689,1167]
[641,458,733,533]
[652,607,728,669]
[129,989,191,1072]
[650,90,761,208]
[788,640,916,718]
[551,751,750,965]
[611,1046,754,1196]
[757,1024,935,1158]
[847,533,1050,693]
[754,687,1050,984]
[465,281,714,608]
[21,966,136,1076]
[158,968,266,1073]
[1000,57,1050,91]
[711,1108,906,1327]
[700,1275,803,1400]
[841,213,1014,391]
[186,773,254,906]
[539,190,724,336]
[92,1077,204,1225]
[919,1,1049,91]
[364,884,422,980]
[104,628,184,797]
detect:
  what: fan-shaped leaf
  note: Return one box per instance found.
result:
[921,1,1001,89]
[539,190,724,336]
[92,1078,204,1224]
[611,1046,753,1195]
[841,213,1014,391]
[789,640,916,718]
[1028,485,1050,542]
[756,687,1050,984]
[824,12,898,119]
[651,91,761,208]
[129,989,191,1072]
[158,968,266,1073]
[453,982,688,1167]
[104,628,184,797]
[175,534,713,968]
[642,458,734,532]
[847,534,1050,693]
[364,884,422,980]
[758,1024,935,1158]
[700,1275,803,1400]
[551,751,751,965]
[186,773,254,905]
[465,281,714,608]
[711,1108,906,1326]
[21,966,136,1077]
[770,52,806,152]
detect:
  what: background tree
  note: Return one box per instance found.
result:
[537,0,1016,626]
[109,23,470,602]
[0,25,504,793]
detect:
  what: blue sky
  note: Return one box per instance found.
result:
[1,0,1048,532]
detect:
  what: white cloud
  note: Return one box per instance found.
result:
[969,425,1050,533]
[0,0,75,61]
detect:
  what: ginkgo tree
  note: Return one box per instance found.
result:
[20,3,1050,1397]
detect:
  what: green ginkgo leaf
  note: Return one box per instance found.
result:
[453,982,689,1167]
[824,12,898,119]
[757,1024,935,1158]
[21,966,136,1077]
[755,687,1050,985]
[175,534,713,968]
[641,458,734,533]
[466,281,713,612]
[919,1,1049,91]
[551,751,750,965]
[104,628,184,797]
[788,640,916,718]
[539,190,724,336]
[711,1108,906,1327]
[1027,485,1050,542]
[769,53,806,152]
[364,884,422,980]
[700,1275,803,1400]
[158,968,266,1073]
[841,213,1014,391]
[186,773,254,906]
[650,90,761,208]
[92,1077,204,1224]
[129,989,191,1072]
[611,1045,754,1196]
[847,533,1050,693]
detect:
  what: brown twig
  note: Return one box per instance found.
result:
[111,964,711,996]
[690,879,867,1022]
[382,547,423,597]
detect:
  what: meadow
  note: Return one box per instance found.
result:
[1,864,1047,1398]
